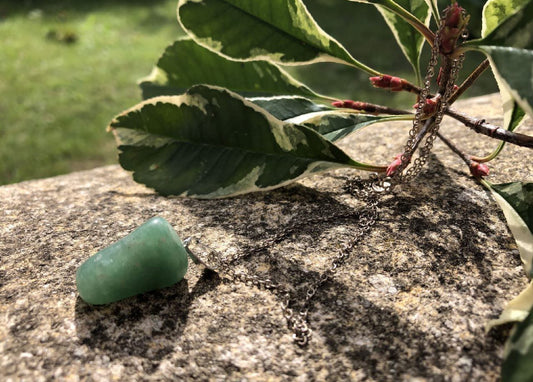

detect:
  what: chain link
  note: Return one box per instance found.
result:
[186,9,467,347]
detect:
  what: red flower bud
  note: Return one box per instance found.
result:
[445,2,464,28]
[386,154,404,177]
[332,100,373,112]
[413,96,440,116]
[370,75,405,91]
[332,100,355,109]
[469,161,489,177]
[439,2,470,55]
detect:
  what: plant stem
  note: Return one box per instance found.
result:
[391,59,489,105]
[337,101,413,115]
[448,59,490,105]
[412,117,436,152]
[470,142,505,163]
[366,104,412,115]
[436,131,472,166]
[445,108,533,149]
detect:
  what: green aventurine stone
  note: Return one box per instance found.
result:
[76,217,188,305]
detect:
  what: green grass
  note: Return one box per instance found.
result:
[0,0,497,185]
[0,0,183,185]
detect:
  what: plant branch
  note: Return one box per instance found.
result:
[470,142,506,163]
[448,59,490,105]
[437,131,490,177]
[397,117,435,174]
[436,131,471,166]
[375,59,489,106]
[445,108,533,149]
[332,100,412,115]
[361,103,412,115]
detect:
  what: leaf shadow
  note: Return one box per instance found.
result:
[307,275,509,380]
[179,182,360,244]
[175,154,515,377]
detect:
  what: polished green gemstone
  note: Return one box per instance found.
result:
[76,217,188,305]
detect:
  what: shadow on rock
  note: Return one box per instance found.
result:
[310,278,506,381]
[180,182,361,243]
[74,270,221,371]
[379,154,519,287]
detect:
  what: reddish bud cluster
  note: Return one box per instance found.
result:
[413,96,440,116]
[331,100,367,110]
[369,75,407,91]
[331,100,385,115]
[439,2,469,55]
[386,154,405,177]
[469,161,490,177]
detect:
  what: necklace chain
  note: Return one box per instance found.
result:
[187,13,466,346]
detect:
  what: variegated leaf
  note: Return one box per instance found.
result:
[485,182,533,330]
[249,96,332,121]
[481,0,530,38]
[109,85,380,199]
[139,38,322,100]
[177,0,379,74]
[501,307,533,381]
[478,46,533,119]
[485,68,527,161]
[376,0,431,83]
[490,182,533,278]
[250,95,408,143]
[291,111,408,143]
[466,0,533,118]
[423,0,439,22]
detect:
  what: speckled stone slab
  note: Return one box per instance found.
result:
[1,94,532,381]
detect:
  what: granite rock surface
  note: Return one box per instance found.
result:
[1,94,532,381]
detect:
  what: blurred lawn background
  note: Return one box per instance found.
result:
[0,0,496,185]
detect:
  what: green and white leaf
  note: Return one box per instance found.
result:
[473,0,533,47]
[291,112,408,142]
[249,96,332,121]
[485,182,533,329]
[177,0,379,74]
[250,95,408,143]
[139,38,323,100]
[466,0,533,118]
[488,281,533,329]
[346,0,434,44]
[376,0,431,83]
[109,85,379,199]
[484,69,527,161]
[489,182,533,278]
[479,46,533,118]
[501,307,533,382]
[481,0,530,38]
[495,70,527,134]
[423,0,439,23]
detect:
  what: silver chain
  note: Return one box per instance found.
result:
[186,11,467,347]
[186,184,379,346]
